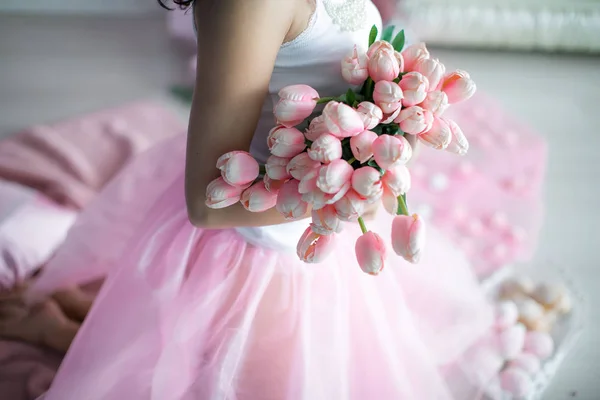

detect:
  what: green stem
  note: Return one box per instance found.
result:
[396,194,409,216]
[317,96,336,104]
[358,216,368,234]
[348,157,356,164]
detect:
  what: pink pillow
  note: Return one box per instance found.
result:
[0,181,77,290]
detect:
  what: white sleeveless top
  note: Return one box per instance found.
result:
[237,0,383,253]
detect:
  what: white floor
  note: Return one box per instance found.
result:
[1,12,599,400]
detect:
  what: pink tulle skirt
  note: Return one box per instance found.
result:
[31,135,494,399]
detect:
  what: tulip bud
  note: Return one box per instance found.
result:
[372,134,412,170]
[399,71,429,107]
[351,166,383,200]
[341,45,369,85]
[305,115,329,141]
[316,159,354,194]
[355,231,387,275]
[391,214,425,263]
[310,205,342,235]
[367,41,400,81]
[274,84,319,127]
[441,70,476,104]
[382,164,411,195]
[240,181,278,212]
[444,118,469,155]
[263,174,285,193]
[401,42,430,71]
[205,177,246,209]
[297,226,336,263]
[420,91,449,117]
[265,155,292,181]
[419,117,451,150]
[334,189,366,221]
[394,106,433,135]
[267,126,307,158]
[287,153,321,180]
[413,57,446,92]
[356,102,383,130]
[307,133,343,163]
[276,179,309,220]
[373,81,403,114]
[323,101,365,138]
[350,130,378,163]
[216,151,260,186]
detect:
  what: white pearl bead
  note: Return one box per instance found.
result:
[323,0,369,32]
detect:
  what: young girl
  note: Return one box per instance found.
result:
[7,0,494,398]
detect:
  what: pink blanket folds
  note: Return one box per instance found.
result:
[0,101,185,400]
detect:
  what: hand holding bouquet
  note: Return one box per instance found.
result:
[205,26,476,275]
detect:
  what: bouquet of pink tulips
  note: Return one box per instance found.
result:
[206,26,477,275]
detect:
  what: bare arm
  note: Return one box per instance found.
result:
[371,0,397,23]
[185,0,310,228]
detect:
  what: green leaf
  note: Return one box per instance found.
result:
[391,29,406,52]
[346,89,356,106]
[381,25,395,42]
[371,125,384,135]
[368,25,378,47]
[386,124,400,135]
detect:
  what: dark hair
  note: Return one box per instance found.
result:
[157,0,195,10]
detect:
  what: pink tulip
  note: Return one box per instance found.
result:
[350,130,378,163]
[373,81,403,114]
[296,226,336,263]
[341,45,369,85]
[265,155,291,181]
[401,42,430,71]
[273,84,319,127]
[304,115,329,141]
[317,159,354,194]
[441,70,476,104]
[356,102,383,130]
[372,134,413,170]
[367,40,395,58]
[267,126,307,158]
[298,167,319,194]
[303,185,350,210]
[391,214,426,263]
[322,101,365,138]
[367,41,400,82]
[394,106,434,135]
[205,177,246,209]
[307,133,343,163]
[382,186,399,215]
[419,91,449,116]
[394,51,405,73]
[444,118,469,155]
[216,151,260,186]
[419,117,452,150]
[399,72,429,107]
[263,174,286,193]
[287,153,321,180]
[334,189,366,221]
[382,164,411,195]
[310,205,342,235]
[276,179,309,220]
[413,57,446,92]
[352,166,383,200]
[355,231,386,275]
[240,181,278,212]
[380,107,401,124]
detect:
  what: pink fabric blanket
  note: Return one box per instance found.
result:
[0,101,185,400]
[0,102,183,209]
